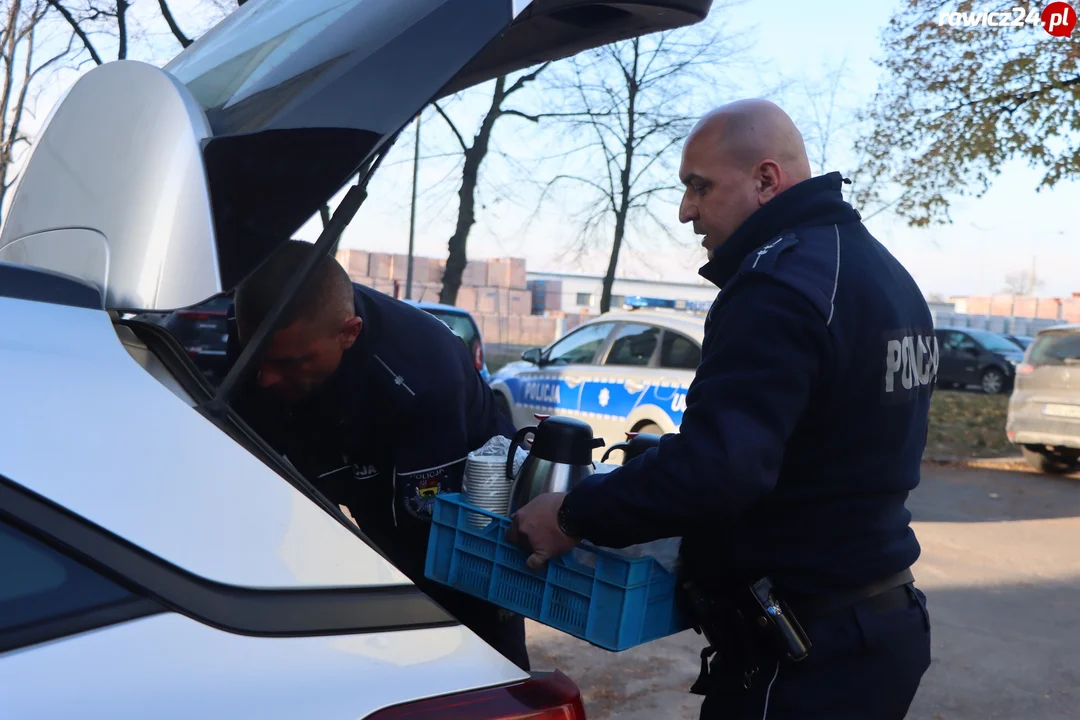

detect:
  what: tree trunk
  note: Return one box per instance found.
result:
[439,77,506,306]
[116,0,129,60]
[600,42,639,314]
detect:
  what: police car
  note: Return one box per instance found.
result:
[490,297,707,455]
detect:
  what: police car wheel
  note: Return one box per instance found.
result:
[634,422,663,436]
[981,368,1006,394]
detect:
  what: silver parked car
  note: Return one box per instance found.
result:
[1006,324,1080,473]
[0,0,712,716]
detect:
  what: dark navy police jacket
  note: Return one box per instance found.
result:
[561,172,937,595]
[229,284,515,582]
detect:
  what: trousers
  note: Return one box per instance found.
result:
[699,585,931,719]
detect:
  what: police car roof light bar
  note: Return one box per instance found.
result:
[623,295,711,315]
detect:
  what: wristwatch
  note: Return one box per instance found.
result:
[557,495,582,540]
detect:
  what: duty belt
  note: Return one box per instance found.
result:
[686,567,917,695]
[785,567,915,619]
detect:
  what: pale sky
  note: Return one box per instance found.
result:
[8,0,1078,299]
[304,0,1080,300]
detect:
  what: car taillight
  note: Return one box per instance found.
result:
[177,310,227,322]
[473,341,484,372]
[1017,363,1035,375]
[367,671,586,719]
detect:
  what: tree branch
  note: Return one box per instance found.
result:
[158,0,192,47]
[46,0,103,65]
[629,184,681,204]
[503,61,549,97]
[925,75,1080,120]
[431,102,468,152]
[501,109,542,123]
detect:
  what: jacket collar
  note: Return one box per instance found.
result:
[698,172,860,289]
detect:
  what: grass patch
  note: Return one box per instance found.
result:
[926,390,1017,460]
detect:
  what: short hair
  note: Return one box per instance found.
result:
[235,240,355,335]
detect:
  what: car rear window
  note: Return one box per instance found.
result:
[1029,331,1080,366]
[661,331,701,370]
[427,310,478,346]
[605,324,661,367]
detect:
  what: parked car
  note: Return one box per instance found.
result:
[0,0,714,713]
[160,295,233,382]
[934,327,1025,394]
[489,308,704,457]
[404,300,489,382]
[1006,324,1080,473]
[1005,334,1034,351]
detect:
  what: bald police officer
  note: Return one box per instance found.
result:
[510,99,934,718]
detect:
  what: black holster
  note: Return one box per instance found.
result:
[681,575,812,696]
[681,577,767,695]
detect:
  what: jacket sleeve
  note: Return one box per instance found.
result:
[561,277,833,548]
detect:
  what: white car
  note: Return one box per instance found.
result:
[490,307,706,456]
[0,0,712,716]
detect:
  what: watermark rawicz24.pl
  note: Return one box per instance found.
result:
[937,2,1077,35]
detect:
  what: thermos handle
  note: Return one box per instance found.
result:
[601,442,629,463]
[507,425,537,481]
[600,431,638,463]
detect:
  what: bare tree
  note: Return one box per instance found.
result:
[45,0,220,65]
[788,58,909,224]
[433,64,548,306]
[537,29,734,313]
[798,59,850,177]
[1,0,73,224]
[1002,266,1043,296]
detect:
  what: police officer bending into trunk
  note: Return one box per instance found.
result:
[227,240,529,670]
[511,99,934,718]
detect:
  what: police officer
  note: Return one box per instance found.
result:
[510,99,933,718]
[227,240,530,670]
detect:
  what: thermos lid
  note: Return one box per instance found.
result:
[530,416,604,465]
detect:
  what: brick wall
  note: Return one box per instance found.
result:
[339,251,561,345]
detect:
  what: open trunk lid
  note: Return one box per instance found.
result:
[0,0,711,311]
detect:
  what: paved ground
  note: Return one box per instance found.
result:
[525,461,1080,719]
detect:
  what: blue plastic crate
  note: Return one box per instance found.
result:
[425,493,689,652]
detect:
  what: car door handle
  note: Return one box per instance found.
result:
[623,380,646,394]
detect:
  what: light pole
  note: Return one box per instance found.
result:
[405,113,421,300]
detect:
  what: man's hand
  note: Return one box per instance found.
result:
[508,492,579,570]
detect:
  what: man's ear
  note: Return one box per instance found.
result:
[340,315,363,349]
[756,160,783,205]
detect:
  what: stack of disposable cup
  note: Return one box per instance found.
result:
[463,455,513,528]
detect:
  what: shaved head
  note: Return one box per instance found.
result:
[235,240,363,402]
[678,99,812,258]
[697,99,812,178]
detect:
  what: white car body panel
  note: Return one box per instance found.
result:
[0,613,524,719]
[0,296,407,589]
[0,61,219,311]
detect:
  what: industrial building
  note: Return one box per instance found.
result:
[525,270,718,316]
